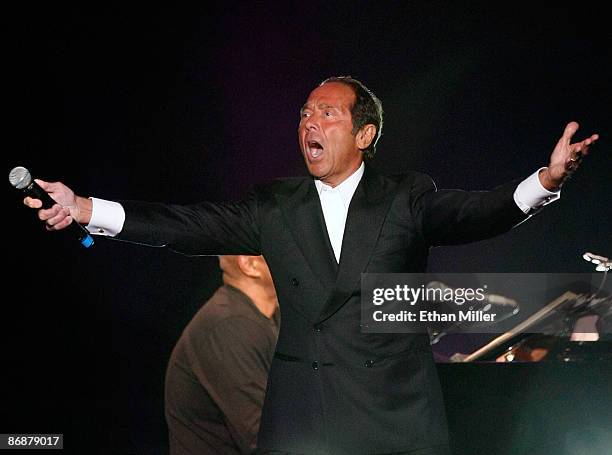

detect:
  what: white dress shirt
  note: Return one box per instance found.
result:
[314,163,365,262]
[87,165,560,259]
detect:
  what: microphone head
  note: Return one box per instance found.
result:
[9,166,32,190]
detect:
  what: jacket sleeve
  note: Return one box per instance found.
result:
[409,173,529,247]
[116,189,261,256]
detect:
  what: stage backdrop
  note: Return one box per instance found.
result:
[5,3,611,454]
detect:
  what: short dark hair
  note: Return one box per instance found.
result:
[320,76,383,159]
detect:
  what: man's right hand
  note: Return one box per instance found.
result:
[23,180,92,230]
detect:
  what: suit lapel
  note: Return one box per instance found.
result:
[316,166,397,323]
[275,178,338,290]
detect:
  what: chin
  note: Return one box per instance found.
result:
[307,167,326,179]
[304,162,323,178]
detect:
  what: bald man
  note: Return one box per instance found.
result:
[164,255,279,455]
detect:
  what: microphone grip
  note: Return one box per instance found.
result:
[24,180,94,248]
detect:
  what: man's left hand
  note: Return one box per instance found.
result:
[539,121,599,191]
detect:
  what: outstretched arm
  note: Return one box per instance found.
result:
[22,179,261,255]
[414,121,600,246]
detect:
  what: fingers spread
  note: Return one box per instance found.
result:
[581,143,591,156]
[584,134,600,153]
[577,133,599,156]
[563,121,580,142]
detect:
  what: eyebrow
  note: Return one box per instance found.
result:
[300,103,340,113]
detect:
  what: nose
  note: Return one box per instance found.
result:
[303,113,319,131]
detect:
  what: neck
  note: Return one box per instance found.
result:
[320,159,364,188]
[225,279,277,319]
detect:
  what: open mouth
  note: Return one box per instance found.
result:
[306,140,324,159]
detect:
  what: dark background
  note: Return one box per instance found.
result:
[4,2,611,454]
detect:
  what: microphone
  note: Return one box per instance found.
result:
[9,166,94,248]
[426,281,519,313]
[582,252,611,272]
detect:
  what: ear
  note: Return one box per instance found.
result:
[236,255,259,279]
[356,124,377,150]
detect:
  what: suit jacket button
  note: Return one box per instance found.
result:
[312,361,319,370]
[291,278,299,286]
[313,325,322,333]
[364,360,374,368]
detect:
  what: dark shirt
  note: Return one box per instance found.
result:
[165,285,280,454]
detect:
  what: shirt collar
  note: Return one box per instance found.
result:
[314,161,365,209]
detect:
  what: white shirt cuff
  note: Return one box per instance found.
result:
[513,167,561,214]
[86,197,126,237]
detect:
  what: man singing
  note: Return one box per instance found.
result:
[25,76,598,454]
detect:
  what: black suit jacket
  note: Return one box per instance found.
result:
[118,165,527,454]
